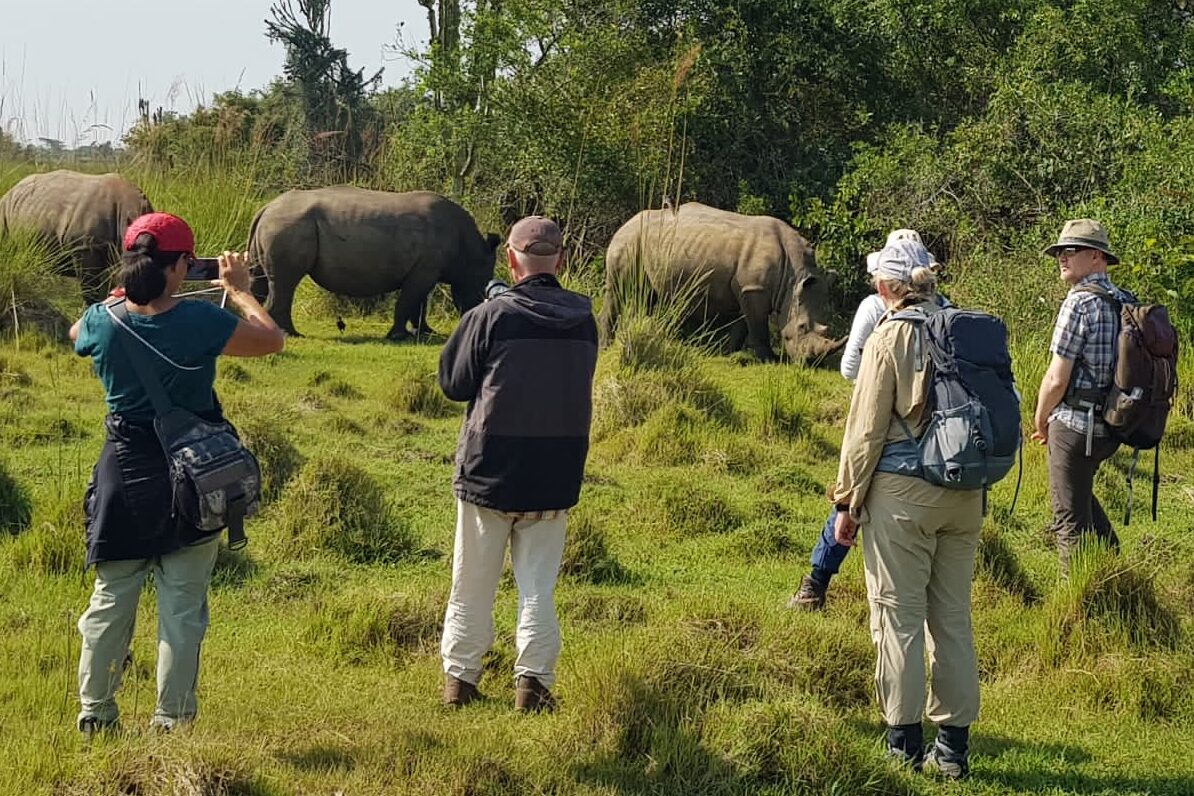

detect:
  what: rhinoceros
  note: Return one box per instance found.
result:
[247,187,499,339]
[0,170,153,303]
[599,203,846,362]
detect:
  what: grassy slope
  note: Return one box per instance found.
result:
[1,163,1193,795]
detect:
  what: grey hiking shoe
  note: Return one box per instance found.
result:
[924,745,969,780]
[78,716,117,740]
[787,575,827,611]
[442,676,481,708]
[514,676,556,713]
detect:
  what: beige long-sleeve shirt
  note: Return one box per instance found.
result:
[831,300,938,520]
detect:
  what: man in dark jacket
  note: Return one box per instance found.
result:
[437,215,597,712]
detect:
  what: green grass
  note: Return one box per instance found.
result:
[1,165,1194,795]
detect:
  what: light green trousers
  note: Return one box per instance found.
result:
[77,537,220,729]
[860,473,983,728]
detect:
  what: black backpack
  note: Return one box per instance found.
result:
[106,301,259,548]
[885,306,1022,508]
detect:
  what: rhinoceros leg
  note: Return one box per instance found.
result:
[265,266,307,337]
[387,271,437,342]
[739,289,778,362]
[413,297,439,340]
[78,245,114,305]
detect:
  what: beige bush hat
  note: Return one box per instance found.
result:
[1042,219,1119,265]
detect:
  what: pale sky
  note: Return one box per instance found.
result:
[0,1,428,147]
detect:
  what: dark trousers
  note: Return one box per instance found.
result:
[1047,420,1120,571]
[810,506,851,579]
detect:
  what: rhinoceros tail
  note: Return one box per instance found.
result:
[246,204,271,303]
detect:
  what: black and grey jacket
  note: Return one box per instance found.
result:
[438,274,598,512]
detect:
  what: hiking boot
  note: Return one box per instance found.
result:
[514,676,556,713]
[924,744,969,780]
[442,676,481,708]
[787,575,827,611]
[925,725,970,780]
[886,723,924,772]
[78,716,116,740]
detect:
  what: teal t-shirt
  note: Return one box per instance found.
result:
[75,300,240,420]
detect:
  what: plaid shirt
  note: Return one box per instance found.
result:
[1049,273,1135,436]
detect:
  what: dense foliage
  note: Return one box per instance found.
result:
[92,1,1194,328]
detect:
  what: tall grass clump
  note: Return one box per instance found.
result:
[1041,544,1181,665]
[756,370,815,440]
[0,228,72,341]
[276,456,417,564]
[647,473,741,537]
[4,488,85,575]
[391,364,458,418]
[305,587,442,664]
[977,524,1039,604]
[0,459,32,534]
[235,417,302,501]
[560,513,628,584]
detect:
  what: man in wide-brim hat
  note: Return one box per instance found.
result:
[1032,218,1134,572]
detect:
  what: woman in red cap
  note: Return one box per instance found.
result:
[68,212,284,736]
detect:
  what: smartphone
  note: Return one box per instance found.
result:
[185,257,220,281]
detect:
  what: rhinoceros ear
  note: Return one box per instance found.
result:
[796,274,818,295]
[486,233,502,252]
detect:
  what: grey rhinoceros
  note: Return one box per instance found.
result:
[247,187,499,339]
[0,170,153,303]
[599,203,846,362]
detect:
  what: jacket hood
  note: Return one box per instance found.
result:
[500,274,593,330]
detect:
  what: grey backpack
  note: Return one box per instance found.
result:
[878,307,1022,505]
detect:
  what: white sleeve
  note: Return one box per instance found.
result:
[839,295,885,382]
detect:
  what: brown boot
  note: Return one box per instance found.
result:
[514,676,556,713]
[442,676,481,708]
[787,574,827,611]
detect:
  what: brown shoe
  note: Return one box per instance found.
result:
[443,676,481,708]
[787,575,827,611]
[514,676,556,713]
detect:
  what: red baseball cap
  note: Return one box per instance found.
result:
[123,212,195,256]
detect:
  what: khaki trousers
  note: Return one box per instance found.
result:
[860,473,982,727]
[441,500,568,688]
[77,537,220,728]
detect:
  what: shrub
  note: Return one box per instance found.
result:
[0,460,32,535]
[276,456,417,564]
[235,418,302,501]
[560,514,628,584]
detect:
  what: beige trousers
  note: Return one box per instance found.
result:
[441,500,568,688]
[860,473,983,727]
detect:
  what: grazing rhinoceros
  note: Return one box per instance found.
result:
[599,202,846,363]
[247,187,499,339]
[0,170,153,303]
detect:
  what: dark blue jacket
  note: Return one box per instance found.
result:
[438,274,598,512]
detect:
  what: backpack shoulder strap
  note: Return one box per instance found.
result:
[106,301,176,418]
[1075,283,1124,308]
[886,307,929,372]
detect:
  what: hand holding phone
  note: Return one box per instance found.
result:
[211,251,253,294]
